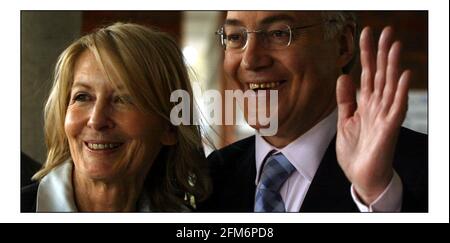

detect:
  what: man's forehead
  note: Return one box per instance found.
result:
[225,11,321,26]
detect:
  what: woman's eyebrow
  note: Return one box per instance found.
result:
[71,81,91,90]
[71,80,126,92]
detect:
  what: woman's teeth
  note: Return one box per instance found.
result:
[87,143,121,150]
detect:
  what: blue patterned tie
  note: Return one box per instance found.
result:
[254,152,296,212]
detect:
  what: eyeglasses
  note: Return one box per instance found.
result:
[216,22,325,51]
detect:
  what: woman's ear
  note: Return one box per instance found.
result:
[160,125,177,146]
[337,22,356,69]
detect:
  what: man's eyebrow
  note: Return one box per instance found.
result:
[224,14,296,27]
[260,14,296,25]
[224,18,244,26]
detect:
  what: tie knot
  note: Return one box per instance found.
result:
[259,153,295,192]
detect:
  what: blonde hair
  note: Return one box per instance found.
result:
[34,22,211,211]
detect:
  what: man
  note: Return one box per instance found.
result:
[199,11,427,212]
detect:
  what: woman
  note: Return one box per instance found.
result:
[21,22,211,212]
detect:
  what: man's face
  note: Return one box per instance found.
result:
[223,11,345,147]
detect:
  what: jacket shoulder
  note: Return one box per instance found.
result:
[395,127,428,212]
[199,136,256,212]
[215,135,255,156]
[207,135,255,171]
[394,127,427,170]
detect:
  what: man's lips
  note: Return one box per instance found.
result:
[247,80,287,90]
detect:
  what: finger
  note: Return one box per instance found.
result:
[374,26,395,96]
[337,74,357,127]
[382,41,402,113]
[388,70,411,125]
[359,27,376,97]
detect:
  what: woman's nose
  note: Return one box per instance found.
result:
[87,101,114,131]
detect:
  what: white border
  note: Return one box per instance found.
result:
[2,0,448,223]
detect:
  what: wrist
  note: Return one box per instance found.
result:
[354,170,394,205]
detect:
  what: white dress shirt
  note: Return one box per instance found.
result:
[36,159,152,212]
[255,109,403,212]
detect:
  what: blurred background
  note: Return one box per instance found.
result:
[21,11,428,169]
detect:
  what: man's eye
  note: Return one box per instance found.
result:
[269,30,289,38]
[226,33,243,42]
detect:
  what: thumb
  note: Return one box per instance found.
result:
[336,74,357,125]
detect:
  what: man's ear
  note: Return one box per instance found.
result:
[160,125,177,146]
[337,22,356,70]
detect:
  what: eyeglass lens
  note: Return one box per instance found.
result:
[222,23,292,50]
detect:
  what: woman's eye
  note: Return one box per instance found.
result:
[114,95,133,105]
[73,93,90,102]
[115,96,125,104]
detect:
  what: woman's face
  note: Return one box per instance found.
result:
[65,50,175,182]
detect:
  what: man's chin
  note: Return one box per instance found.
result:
[246,123,278,136]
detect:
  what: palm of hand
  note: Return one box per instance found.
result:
[336,26,410,204]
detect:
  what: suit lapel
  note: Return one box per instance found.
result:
[235,143,257,211]
[210,136,257,212]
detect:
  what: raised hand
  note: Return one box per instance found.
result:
[335,26,411,205]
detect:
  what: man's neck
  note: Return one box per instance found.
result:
[263,107,337,148]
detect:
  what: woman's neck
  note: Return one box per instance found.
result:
[73,171,145,212]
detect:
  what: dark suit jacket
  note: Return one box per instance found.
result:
[21,152,41,188]
[21,182,38,212]
[198,127,428,212]
[21,152,40,212]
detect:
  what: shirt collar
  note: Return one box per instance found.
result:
[255,109,337,185]
[36,159,153,212]
[36,160,77,212]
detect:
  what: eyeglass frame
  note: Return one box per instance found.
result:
[215,21,334,51]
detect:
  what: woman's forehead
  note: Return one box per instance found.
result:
[72,50,127,91]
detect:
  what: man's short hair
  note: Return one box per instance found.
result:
[321,11,358,74]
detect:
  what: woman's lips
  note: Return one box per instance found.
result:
[84,141,124,151]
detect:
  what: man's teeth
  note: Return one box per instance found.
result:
[249,81,282,90]
[87,143,121,150]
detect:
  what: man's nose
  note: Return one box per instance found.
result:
[87,100,114,131]
[241,34,273,71]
